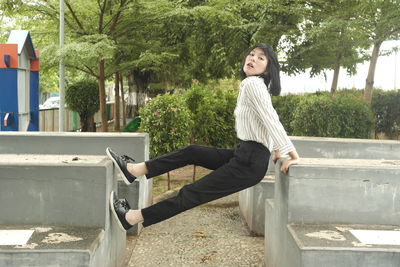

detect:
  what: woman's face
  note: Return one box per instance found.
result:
[243,47,268,77]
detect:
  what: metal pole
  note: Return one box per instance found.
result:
[59,0,65,131]
[395,47,397,90]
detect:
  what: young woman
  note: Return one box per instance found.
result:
[107,43,300,231]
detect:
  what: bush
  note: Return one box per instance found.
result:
[272,94,304,135]
[184,84,238,148]
[65,80,99,132]
[139,93,193,158]
[372,89,400,138]
[291,94,374,138]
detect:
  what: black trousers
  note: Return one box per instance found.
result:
[141,141,270,227]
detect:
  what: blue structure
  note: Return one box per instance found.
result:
[0,30,40,131]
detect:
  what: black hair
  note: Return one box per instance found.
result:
[240,43,281,96]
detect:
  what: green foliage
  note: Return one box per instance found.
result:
[291,95,374,138]
[65,80,100,132]
[139,93,193,158]
[372,90,400,138]
[184,83,238,148]
[272,94,304,135]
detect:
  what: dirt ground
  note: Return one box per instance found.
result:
[152,165,212,196]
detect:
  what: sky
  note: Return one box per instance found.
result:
[280,40,400,95]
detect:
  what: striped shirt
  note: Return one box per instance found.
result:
[234,76,296,155]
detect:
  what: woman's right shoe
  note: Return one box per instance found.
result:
[106,147,137,185]
[109,191,133,231]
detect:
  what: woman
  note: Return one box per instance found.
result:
[107,43,299,231]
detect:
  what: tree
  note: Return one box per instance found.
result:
[65,80,100,132]
[284,0,369,95]
[2,0,133,131]
[358,0,400,104]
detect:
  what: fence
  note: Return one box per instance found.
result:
[39,103,114,132]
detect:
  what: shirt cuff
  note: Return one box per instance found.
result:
[279,142,296,156]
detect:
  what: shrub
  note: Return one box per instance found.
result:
[65,80,99,132]
[372,89,400,138]
[184,84,238,148]
[139,93,193,158]
[291,94,374,138]
[272,94,304,135]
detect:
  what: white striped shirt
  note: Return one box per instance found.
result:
[234,76,296,155]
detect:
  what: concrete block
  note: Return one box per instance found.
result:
[265,159,400,267]
[0,132,149,162]
[0,154,126,266]
[239,175,274,235]
[0,154,113,228]
[286,223,400,267]
[0,132,152,235]
[242,137,400,237]
[286,158,400,225]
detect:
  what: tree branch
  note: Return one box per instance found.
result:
[66,64,99,78]
[65,0,86,33]
[107,0,129,34]
[98,0,108,33]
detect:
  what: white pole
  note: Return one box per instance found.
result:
[395,47,397,90]
[59,0,65,131]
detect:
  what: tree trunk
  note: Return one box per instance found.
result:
[120,76,126,127]
[126,70,148,117]
[192,165,196,182]
[330,52,342,96]
[133,70,148,111]
[364,41,382,105]
[80,113,95,132]
[167,172,171,190]
[98,59,108,132]
[114,72,121,131]
[126,71,138,118]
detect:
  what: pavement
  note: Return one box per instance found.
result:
[123,193,264,266]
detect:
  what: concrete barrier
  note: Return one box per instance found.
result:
[265,158,400,267]
[0,132,151,235]
[0,154,126,267]
[240,136,400,235]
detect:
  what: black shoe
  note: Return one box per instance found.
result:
[109,191,133,231]
[106,147,137,185]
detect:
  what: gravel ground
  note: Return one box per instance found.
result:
[124,193,264,266]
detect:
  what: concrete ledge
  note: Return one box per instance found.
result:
[241,136,400,236]
[239,175,274,235]
[287,158,400,225]
[0,154,126,266]
[0,132,149,162]
[0,154,113,228]
[0,225,123,267]
[286,223,400,267]
[0,132,152,236]
[265,159,400,267]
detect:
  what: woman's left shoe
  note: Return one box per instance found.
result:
[109,191,133,231]
[106,147,137,185]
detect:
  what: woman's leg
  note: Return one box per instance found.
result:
[141,141,270,227]
[110,144,235,229]
[129,144,235,179]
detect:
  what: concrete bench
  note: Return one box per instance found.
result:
[265,158,400,267]
[240,136,400,235]
[0,154,125,267]
[0,132,151,235]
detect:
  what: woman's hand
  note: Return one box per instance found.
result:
[280,150,300,174]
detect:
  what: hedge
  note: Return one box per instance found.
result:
[372,89,400,138]
[139,85,398,158]
[290,94,374,138]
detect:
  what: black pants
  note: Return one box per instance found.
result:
[141,141,270,227]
